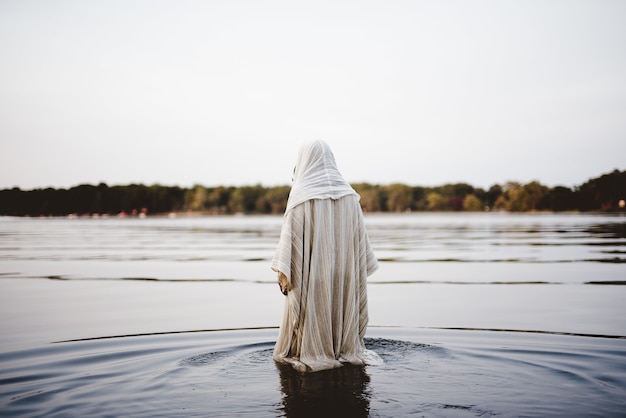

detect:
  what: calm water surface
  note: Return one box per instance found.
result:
[1,213,625,416]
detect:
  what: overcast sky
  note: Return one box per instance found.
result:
[1,0,624,190]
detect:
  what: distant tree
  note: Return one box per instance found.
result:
[484,184,503,210]
[494,182,519,211]
[149,184,185,213]
[187,185,208,212]
[448,195,464,211]
[354,184,382,212]
[433,184,452,197]
[1,169,623,216]
[0,188,21,215]
[411,186,427,210]
[229,185,265,213]
[386,183,413,212]
[264,185,290,214]
[426,192,446,211]
[463,194,483,211]
[206,186,232,213]
[576,169,626,211]
[543,186,575,211]
[451,183,475,197]
[520,181,548,211]
[494,181,549,212]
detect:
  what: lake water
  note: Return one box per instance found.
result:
[1,213,625,417]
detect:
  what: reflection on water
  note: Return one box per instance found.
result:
[587,222,626,239]
[277,362,370,418]
[367,213,626,264]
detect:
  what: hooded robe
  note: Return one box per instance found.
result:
[271,140,379,372]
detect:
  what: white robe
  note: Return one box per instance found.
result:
[271,195,379,372]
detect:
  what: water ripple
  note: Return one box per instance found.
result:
[2,328,625,417]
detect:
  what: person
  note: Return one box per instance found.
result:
[271,140,380,372]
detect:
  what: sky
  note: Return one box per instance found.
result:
[1,0,625,191]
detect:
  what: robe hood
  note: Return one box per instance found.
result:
[285,140,358,213]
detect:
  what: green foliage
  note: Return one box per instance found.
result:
[1,169,624,216]
[426,192,446,211]
[576,169,626,211]
[463,194,483,211]
[387,183,413,212]
[353,183,386,212]
[494,181,550,212]
[0,183,187,216]
[187,185,208,212]
[264,185,290,214]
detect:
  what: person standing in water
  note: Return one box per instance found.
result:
[271,140,379,372]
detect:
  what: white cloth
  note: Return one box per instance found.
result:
[271,141,379,372]
[285,140,358,213]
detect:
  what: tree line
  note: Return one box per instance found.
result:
[0,169,624,217]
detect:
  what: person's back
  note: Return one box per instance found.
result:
[271,140,378,372]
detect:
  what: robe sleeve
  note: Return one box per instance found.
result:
[271,207,299,283]
[360,208,379,277]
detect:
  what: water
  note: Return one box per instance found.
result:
[1,213,625,416]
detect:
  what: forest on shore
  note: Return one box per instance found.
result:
[0,169,624,217]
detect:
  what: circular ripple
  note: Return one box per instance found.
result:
[1,328,625,417]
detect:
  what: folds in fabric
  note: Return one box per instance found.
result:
[285,140,358,213]
[271,195,379,372]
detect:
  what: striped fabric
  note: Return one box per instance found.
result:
[271,195,379,372]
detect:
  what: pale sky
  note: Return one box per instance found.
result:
[1,0,625,190]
